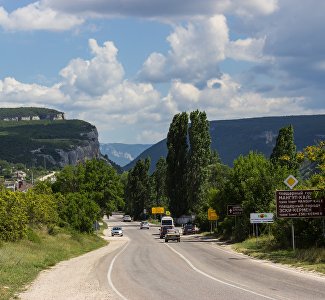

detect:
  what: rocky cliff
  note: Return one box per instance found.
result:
[44,128,100,167]
[0,117,100,169]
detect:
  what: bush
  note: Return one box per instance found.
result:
[0,191,28,241]
[58,193,100,233]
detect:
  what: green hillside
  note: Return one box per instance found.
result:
[0,119,96,167]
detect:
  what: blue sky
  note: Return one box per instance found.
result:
[0,0,324,143]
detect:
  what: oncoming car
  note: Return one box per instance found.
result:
[123,215,132,222]
[111,226,123,236]
[140,221,150,229]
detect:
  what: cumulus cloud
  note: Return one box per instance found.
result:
[164,74,319,120]
[139,16,227,84]
[0,2,83,31]
[0,77,67,106]
[60,39,125,96]
[227,37,269,62]
[139,15,268,84]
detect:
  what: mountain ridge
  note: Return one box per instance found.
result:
[123,114,325,173]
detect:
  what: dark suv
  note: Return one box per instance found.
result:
[183,224,195,235]
[159,225,174,239]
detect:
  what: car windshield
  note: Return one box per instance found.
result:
[113,227,121,230]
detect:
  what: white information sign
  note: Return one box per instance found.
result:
[250,213,274,223]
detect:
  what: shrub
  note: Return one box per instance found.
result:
[0,191,28,241]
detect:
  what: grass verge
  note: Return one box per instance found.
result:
[232,235,325,275]
[0,227,108,300]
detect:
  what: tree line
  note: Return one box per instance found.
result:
[124,112,324,248]
[0,110,323,250]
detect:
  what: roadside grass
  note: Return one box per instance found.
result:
[0,227,108,300]
[232,235,325,275]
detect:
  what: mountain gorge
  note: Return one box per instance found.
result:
[100,143,152,167]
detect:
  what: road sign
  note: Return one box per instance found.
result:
[283,175,298,189]
[250,213,274,223]
[227,205,243,216]
[208,208,218,221]
[151,207,164,214]
[276,190,325,218]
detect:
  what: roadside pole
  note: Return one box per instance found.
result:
[291,220,295,251]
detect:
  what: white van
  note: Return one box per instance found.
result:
[161,216,174,227]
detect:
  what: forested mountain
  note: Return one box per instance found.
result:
[124,115,325,173]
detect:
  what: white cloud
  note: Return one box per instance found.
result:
[227,37,269,62]
[164,74,320,120]
[0,77,67,106]
[60,39,125,96]
[0,2,83,31]
[139,15,269,84]
[139,15,228,84]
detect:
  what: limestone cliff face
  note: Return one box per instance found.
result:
[55,128,100,167]
[33,127,100,168]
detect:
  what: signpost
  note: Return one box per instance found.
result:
[227,205,243,216]
[276,174,325,251]
[208,208,219,233]
[250,213,274,243]
[151,207,165,214]
[250,213,274,223]
[276,190,325,218]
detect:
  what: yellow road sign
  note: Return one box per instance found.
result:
[208,208,218,221]
[152,207,164,214]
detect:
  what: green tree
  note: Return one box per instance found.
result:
[125,158,151,220]
[270,125,298,171]
[187,110,211,212]
[166,112,189,217]
[152,157,168,208]
[216,152,287,241]
[52,159,124,215]
[58,192,100,233]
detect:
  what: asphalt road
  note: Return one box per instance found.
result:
[108,215,325,300]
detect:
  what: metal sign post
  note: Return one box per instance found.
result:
[292,220,295,251]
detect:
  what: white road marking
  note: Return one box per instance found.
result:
[107,240,130,300]
[166,243,279,300]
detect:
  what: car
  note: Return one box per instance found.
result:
[183,223,197,235]
[140,221,150,229]
[159,225,174,239]
[123,215,132,222]
[165,228,180,242]
[111,226,123,236]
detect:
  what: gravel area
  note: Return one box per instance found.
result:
[19,229,127,300]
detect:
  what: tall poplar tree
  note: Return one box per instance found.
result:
[187,110,211,211]
[125,158,151,220]
[166,112,189,217]
[152,157,168,207]
[270,125,298,171]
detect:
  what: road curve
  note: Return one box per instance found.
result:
[110,218,325,300]
[19,215,325,300]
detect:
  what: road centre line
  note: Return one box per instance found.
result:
[107,240,130,300]
[165,244,278,300]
